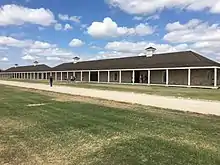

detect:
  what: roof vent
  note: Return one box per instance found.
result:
[145,47,156,57]
[33,61,39,66]
[73,57,80,64]
[14,64,18,68]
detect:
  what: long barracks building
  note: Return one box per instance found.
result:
[1,47,220,89]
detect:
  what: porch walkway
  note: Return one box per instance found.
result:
[1,80,220,116]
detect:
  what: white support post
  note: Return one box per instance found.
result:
[81,71,83,82]
[132,70,135,84]
[98,71,100,83]
[88,71,91,82]
[119,70,122,83]
[61,72,63,81]
[188,69,191,86]
[67,72,69,80]
[166,69,169,86]
[108,71,110,83]
[55,72,57,81]
[37,73,39,80]
[214,67,217,87]
[148,70,151,85]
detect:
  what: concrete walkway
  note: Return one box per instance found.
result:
[1,80,220,116]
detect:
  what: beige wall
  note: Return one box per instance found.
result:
[62,72,68,80]
[100,71,108,82]
[57,72,61,80]
[121,71,132,83]
[169,70,188,85]
[191,69,214,86]
[75,72,81,81]
[150,70,165,84]
[82,72,89,81]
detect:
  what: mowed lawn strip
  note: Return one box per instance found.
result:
[0,85,220,165]
[5,79,220,101]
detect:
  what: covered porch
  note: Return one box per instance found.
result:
[1,66,219,89]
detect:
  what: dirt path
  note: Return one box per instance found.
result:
[1,80,220,116]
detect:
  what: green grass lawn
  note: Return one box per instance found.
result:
[5,78,220,101]
[0,85,220,165]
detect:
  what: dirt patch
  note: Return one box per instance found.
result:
[26,103,47,107]
[0,118,35,134]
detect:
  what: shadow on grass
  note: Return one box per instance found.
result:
[84,135,220,165]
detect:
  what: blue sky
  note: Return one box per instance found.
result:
[1,0,220,69]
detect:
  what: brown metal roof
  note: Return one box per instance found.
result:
[5,64,51,72]
[52,51,220,71]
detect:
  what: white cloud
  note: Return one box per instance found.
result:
[38,27,45,31]
[87,17,154,38]
[31,41,56,49]
[23,47,77,57]
[64,23,73,30]
[54,23,72,31]
[54,23,63,31]
[163,19,220,60]
[133,16,143,21]
[22,54,35,60]
[146,14,160,21]
[0,36,75,62]
[0,46,8,50]
[58,14,81,23]
[0,57,8,62]
[164,19,220,43]
[0,36,56,50]
[106,0,220,15]
[0,4,56,26]
[69,39,84,47]
[105,41,188,54]
[0,36,31,48]
[46,56,61,61]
